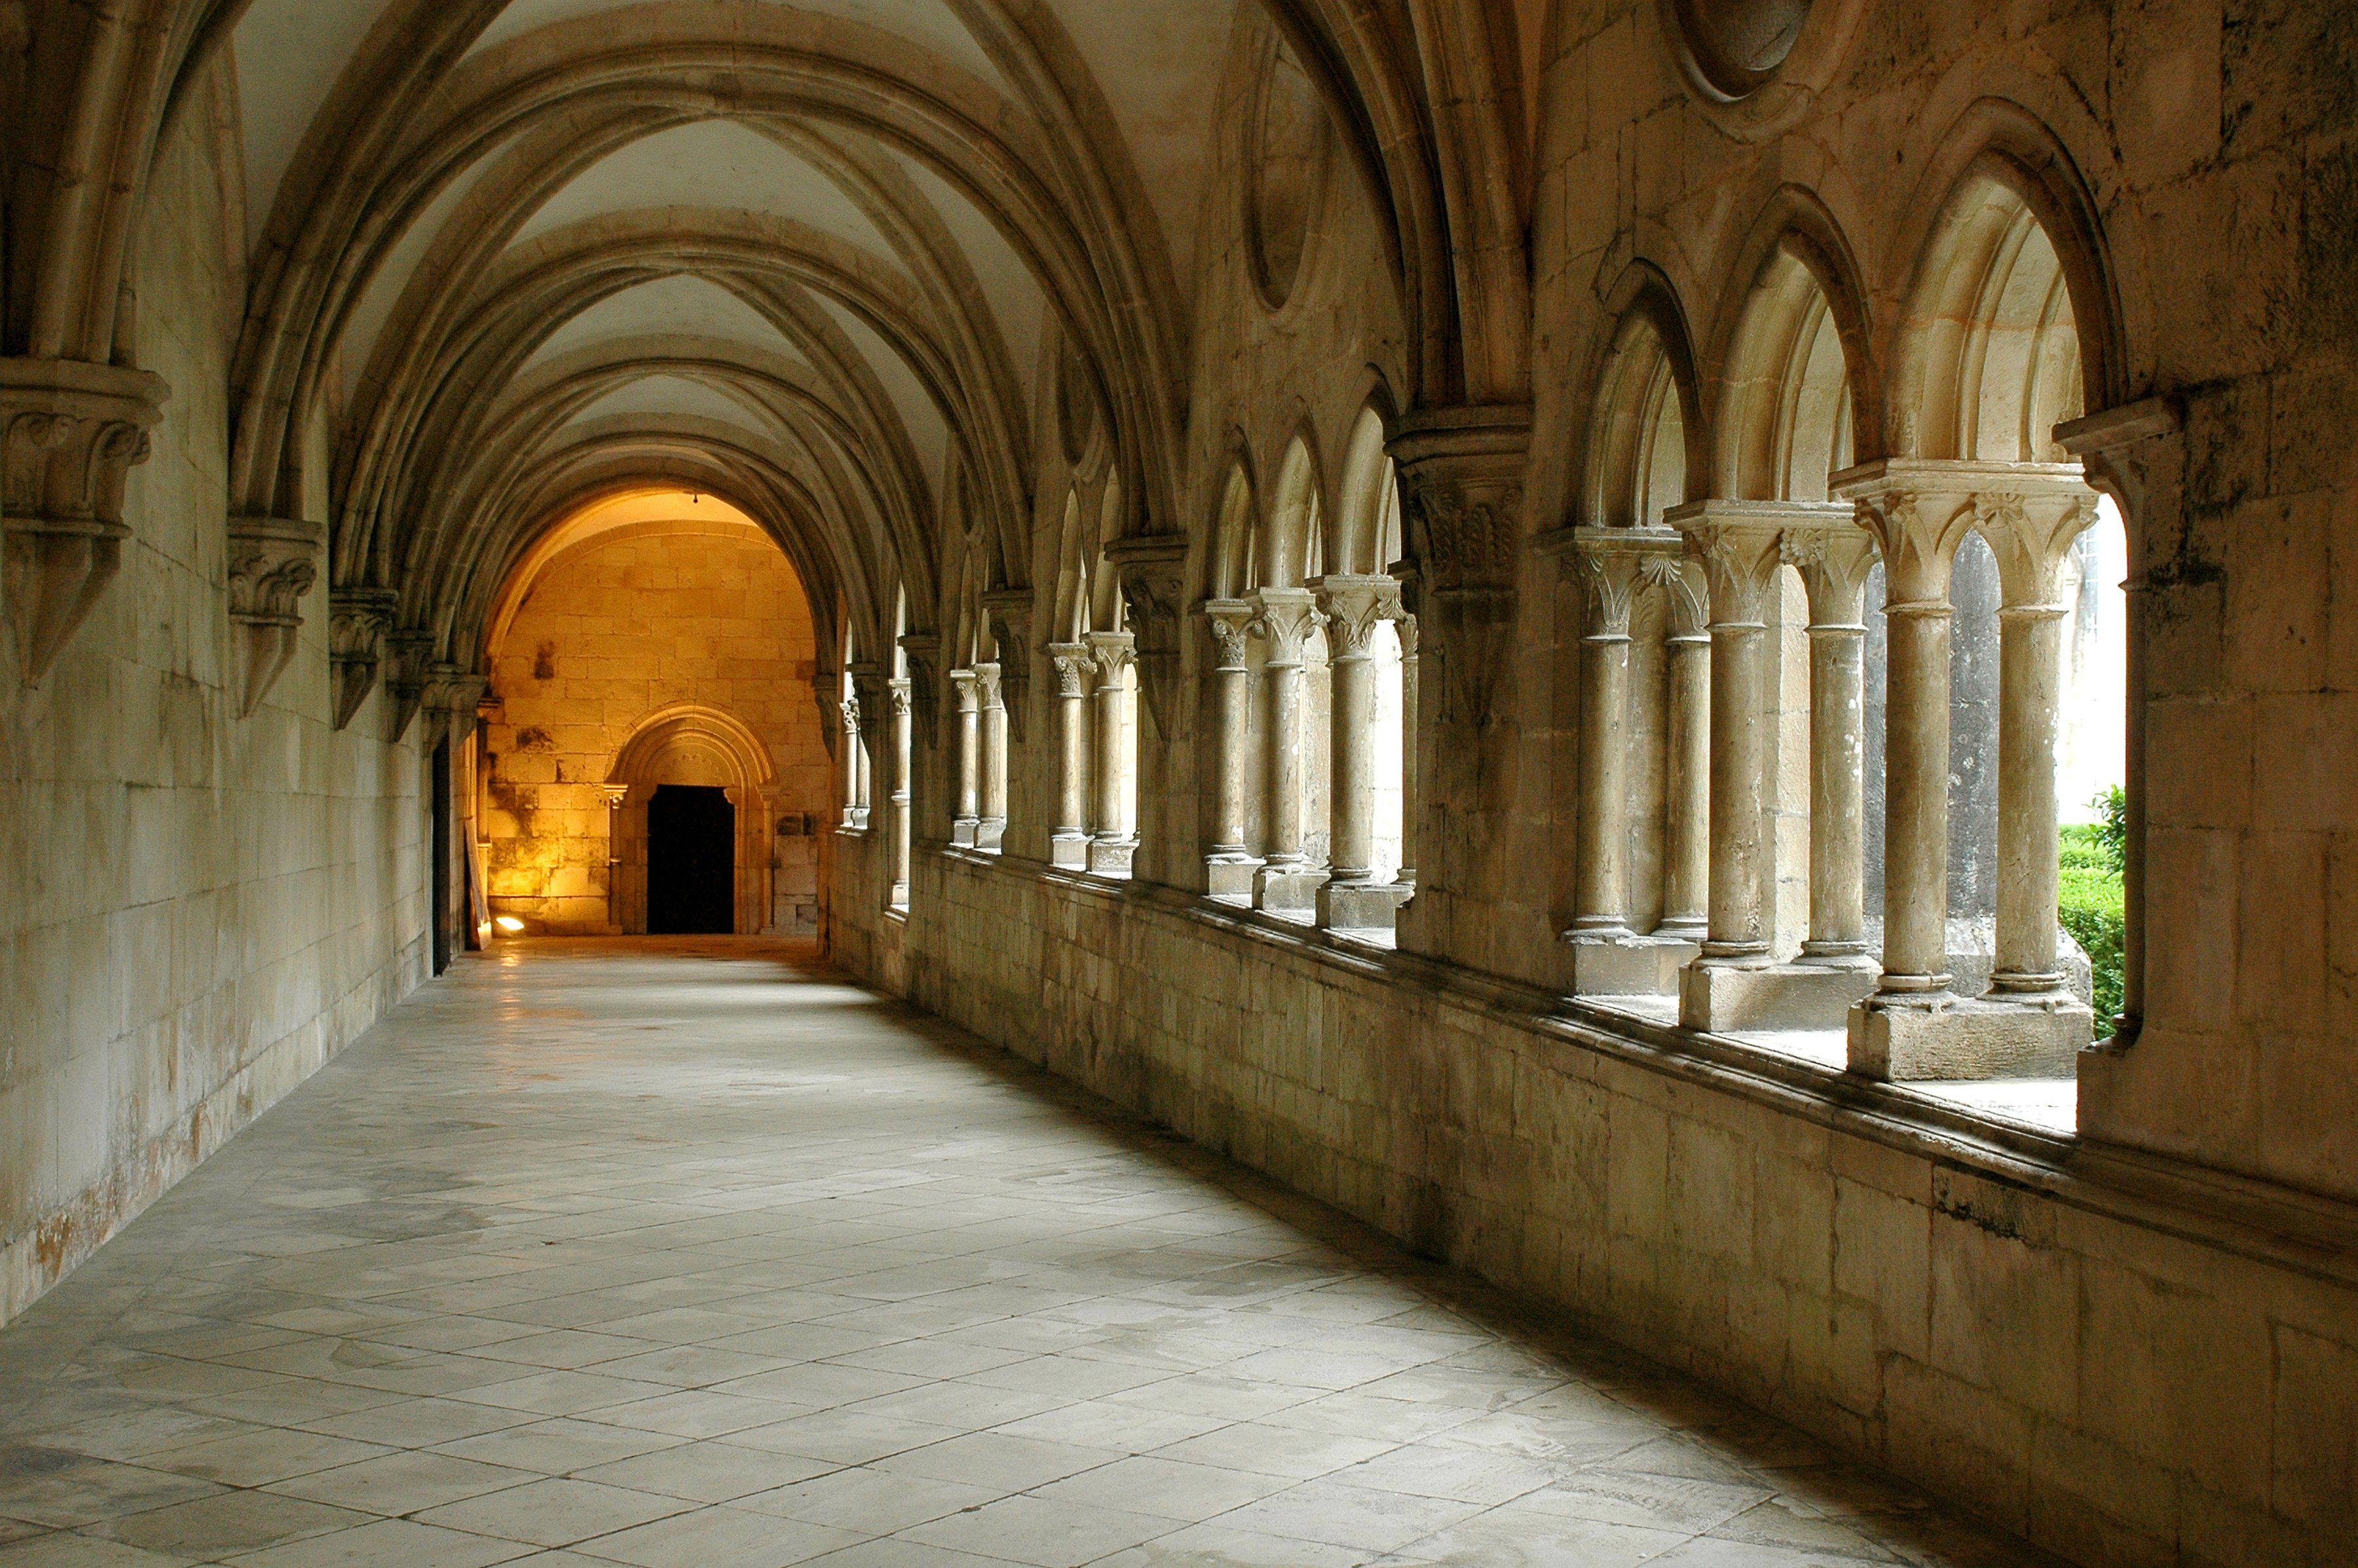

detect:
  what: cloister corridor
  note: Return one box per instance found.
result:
[0,942,2048,1568]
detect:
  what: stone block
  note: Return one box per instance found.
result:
[1315,878,1410,931]
[1679,959,1880,1032]
[1563,930,1697,996]
[1086,838,1134,878]
[1252,863,1326,913]
[1847,994,2090,1081]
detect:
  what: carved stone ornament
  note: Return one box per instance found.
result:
[227,516,324,719]
[1387,406,1532,730]
[0,358,170,685]
[420,664,490,749]
[898,633,942,751]
[980,588,1034,743]
[329,587,398,731]
[384,628,437,743]
[1106,533,1188,741]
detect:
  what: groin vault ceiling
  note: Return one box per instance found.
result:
[206,0,1265,670]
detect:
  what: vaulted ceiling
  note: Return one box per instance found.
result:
[210,0,1263,663]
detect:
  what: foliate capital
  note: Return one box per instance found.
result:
[1084,629,1136,685]
[1556,525,1683,637]
[227,517,324,719]
[1387,405,1531,597]
[329,586,399,731]
[1247,586,1321,667]
[1047,641,1093,698]
[1310,574,1398,660]
[1199,598,1255,670]
[0,358,169,684]
[973,661,1003,709]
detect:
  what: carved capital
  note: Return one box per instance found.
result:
[980,588,1033,744]
[226,516,323,719]
[1552,525,1684,638]
[1778,515,1880,628]
[1834,458,2087,608]
[421,664,490,749]
[1247,586,1321,667]
[592,783,632,810]
[384,628,437,743]
[1106,534,1188,739]
[1310,574,1398,660]
[897,633,941,749]
[1638,554,1710,638]
[329,586,398,731]
[973,660,1003,710]
[0,358,170,684]
[849,660,889,741]
[1664,503,1791,629]
[1387,406,1529,728]
[1085,629,1136,686]
[950,667,981,711]
[1200,598,1255,671]
[1047,641,1093,699]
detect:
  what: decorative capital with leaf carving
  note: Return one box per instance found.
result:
[1047,641,1093,699]
[979,588,1033,743]
[1199,597,1255,671]
[0,358,169,684]
[329,587,399,731]
[1310,574,1398,660]
[227,516,324,719]
[1247,586,1322,667]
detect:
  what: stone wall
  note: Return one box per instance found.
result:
[481,519,831,934]
[0,62,428,1326]
[833,844,2358,1568]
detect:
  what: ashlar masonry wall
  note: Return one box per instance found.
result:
[0,59,428,1326]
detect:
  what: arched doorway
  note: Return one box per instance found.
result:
[607,703,781,935]
[647,786,737,933]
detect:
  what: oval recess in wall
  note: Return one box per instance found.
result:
[1243,35,1329,313]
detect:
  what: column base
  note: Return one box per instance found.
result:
[1253,861,1328,912]
[1205,852,1261,899]
[1680,960,1881,1032]
[1086,837,1136,878]
[1846,991,2093,1081]
[952,819,979,848]
[1051,832,1090,870]
[1316,878,1412,932]
[1563,929,1699,996]
[978,819,1005,851]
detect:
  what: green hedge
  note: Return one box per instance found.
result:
[2059,789,2127,1026]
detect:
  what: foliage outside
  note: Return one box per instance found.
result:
[2060,786,2126,1026]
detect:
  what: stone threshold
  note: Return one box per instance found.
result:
[917,845,2358,1294]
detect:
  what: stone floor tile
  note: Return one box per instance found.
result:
[217,1516,536,1568]
[141,1427,391,1489]
[434,1421,690,1478]
[1205,1478,1488,1553]
[571,1441,836,1503]
[731,1465,1001,1532]
[873,1432,1121,1491]
[263,1451,539,1515]
[897,1494,1172,1567]
[92,1492,371,1559]
[565,1504,862,1567]
[411,1478,692,1548]
[0,1533,202,1566]
[1030,1453,1293,1519]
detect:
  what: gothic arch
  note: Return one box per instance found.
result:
[606,701,782,937]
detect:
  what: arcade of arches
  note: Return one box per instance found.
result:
[0,3,2353,1565]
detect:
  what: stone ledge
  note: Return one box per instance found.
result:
[905,844,2358,1290]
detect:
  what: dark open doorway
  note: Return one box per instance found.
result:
[648,784,736,933]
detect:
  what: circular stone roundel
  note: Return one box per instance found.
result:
[1244,38,1328,311]
[1668,0,1814,100]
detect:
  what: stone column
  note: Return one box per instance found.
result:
[1313,574,1409,931]
[1047,642,1093,870]
[1386,406,1530,965]
[1788,527,1881,969]
[1678,510,1786,970]
[1979,488,2101,996]
[1199,599,1260,897]
[1656,560,1712,941]
[975,662,1007,850]
[1085,630,1136,877]
[950,669,981,847]
[1560,534,1650,939]
[888,677,912,907]
[1391,599,1420,887]
[839,694,866,827]
[1248,587,1323,912]
[593,783,631,934]
[1537,525,1702,992]
[1837,460,2092,1079]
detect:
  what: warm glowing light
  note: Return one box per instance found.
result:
[495,916,527,934]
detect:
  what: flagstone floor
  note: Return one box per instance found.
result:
[0,939,2061,1567]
